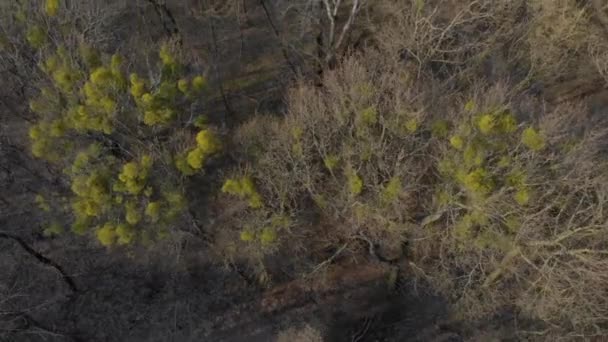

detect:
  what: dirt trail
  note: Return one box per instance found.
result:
[204,259,450,341]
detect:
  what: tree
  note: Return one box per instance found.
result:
[9,0,221,247]
[222,9,608,334]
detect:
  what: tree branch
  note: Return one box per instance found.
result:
[333,0,359,54]
[259,0,298,76]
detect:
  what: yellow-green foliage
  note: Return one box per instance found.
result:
[454,210,489,241]
[240,230,255,242]
[196,129,221,153]
[174,152,197,176]
[222,176,263,208]
[130,77,183,126]
[186,147,206,169]
[450,135,464,150]
[110,54,123,74]
[497,156,511,168]
[124,200,141,225]
[237,217,283,247]
[26,26,46,48]
[435,189,453,206]
[94,221,136,246]
[499,113,518,133]
[405,118,419,133]
[473,229,513,252]
[96,222,116,247]
[431,120,450,138]
[14,8,26,23]
[162,190,187,220]
[115,155,152,195]
[129,73,146,98]
[44,222,64,236]
[28,122,60,161]
[143,107,174,126]
[292,141,304,158]
[41,55,59,74]
[193,115,208,128]
[462,143,485,167]
[323,155,339,171]
[72,219,89,235]
[313,194,328,209]
[477,114,496,135]
[115,223,135,244]
[358,106,378,126]
[291,126,303,140]
[25,38,209,246]
[505,215,522,233]
[70,170,111,218]
[69,144,101,173]
[192,76,207,91]
[345,169,363,195]
[355,106,378,137]
[35,194,51,212]
[460,168,494,196]
[290,126,304,158]
[184,129,221,170]
[260,227,277,245]
[437,101,550,254]
[45,0,59,16]
[52,64,79,93]
[145,201,161,222]
[454,214,474,240]
[514,187,530,205]
[381,176,402,203]
[46,56,128,134]
[476,111,518,136]
[79,43,101,68]
[49,119,66,137]
[178,78,189,93]
[464,100,476,112]
[506,169,526,187]
[90,67,116,88]
[521,127,545,151]
[142,187,152,197]
[159,44,175,66]
[270,214,291,229]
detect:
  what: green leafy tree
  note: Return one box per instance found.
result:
[19,1,220,247]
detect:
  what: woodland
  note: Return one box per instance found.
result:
[3,0,608,341]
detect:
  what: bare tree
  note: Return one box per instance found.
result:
[319,0,362,66]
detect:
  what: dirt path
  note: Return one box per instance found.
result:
[203,258,450,341]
